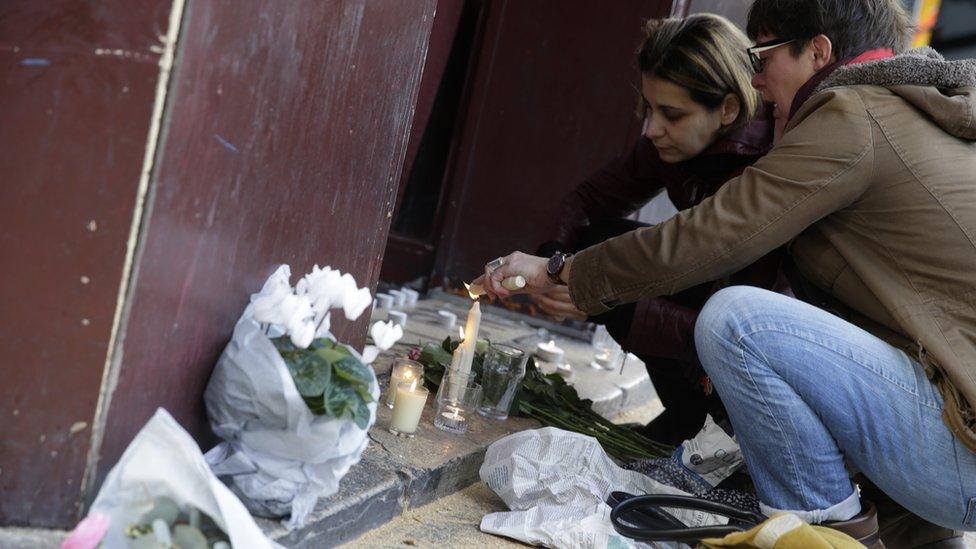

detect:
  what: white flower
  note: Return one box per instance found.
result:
[289,320,316,348]
[370,320,403,351]
[361,345,380,365]
[314,311,331,338]
[298,265,344,314]
[279,294,313,333]
[342,286,373,320]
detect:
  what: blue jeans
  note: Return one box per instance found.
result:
[694,286,976,530]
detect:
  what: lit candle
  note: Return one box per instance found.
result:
[436,404,466,432]
[457,301,481,379]
[535,340,564,363]
[389,380,428,437]
[450,327,464,371]
[384,359,424,408]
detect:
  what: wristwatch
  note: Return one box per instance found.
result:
[546,252,572,285]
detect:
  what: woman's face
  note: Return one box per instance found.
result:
[640,75,734,163]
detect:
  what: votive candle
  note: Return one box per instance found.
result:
[389,381,428,437]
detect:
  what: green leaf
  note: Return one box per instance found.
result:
[325,383,359,419]
[353,383,374,404]
[352,400,371,430]
[333,356,371,387]
[314,345,348,365]
[293,354,331,398]
[272,336,298,355]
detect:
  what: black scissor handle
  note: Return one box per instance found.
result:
[609,492,765,542]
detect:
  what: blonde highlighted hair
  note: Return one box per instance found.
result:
[638,14,761,131]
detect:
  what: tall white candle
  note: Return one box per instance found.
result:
[389,380,429,437]
[457,301,481,379]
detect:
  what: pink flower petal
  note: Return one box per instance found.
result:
[61,512,110,549]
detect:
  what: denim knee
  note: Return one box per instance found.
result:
[694,286,769,374]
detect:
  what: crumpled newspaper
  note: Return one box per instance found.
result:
[479,427,729,549]
[674,414,744,489]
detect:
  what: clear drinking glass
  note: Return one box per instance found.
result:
[384,358,424,408]
[478,343,528,420]
[434,371,481,434]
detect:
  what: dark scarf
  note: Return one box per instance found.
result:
[787,48,895,122]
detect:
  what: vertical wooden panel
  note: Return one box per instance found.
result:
[436,0,674,283]
[0,1,173,527]
[93,0,437,492]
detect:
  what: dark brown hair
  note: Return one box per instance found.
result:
[746,0,912,60]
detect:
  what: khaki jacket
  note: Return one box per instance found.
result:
[569,49,976,450]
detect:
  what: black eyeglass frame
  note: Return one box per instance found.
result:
[746,38,796,74]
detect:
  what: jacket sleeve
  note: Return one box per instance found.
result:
[542,136,665,253]
[568,89,875,314]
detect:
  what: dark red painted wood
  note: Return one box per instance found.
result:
[94,0,437,497]
[0,1,173,527]
[435,0,674,285]
[394,0,467,216]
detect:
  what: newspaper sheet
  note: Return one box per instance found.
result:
[479,427,729,548]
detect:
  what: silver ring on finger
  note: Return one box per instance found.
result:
[486,257,505,272]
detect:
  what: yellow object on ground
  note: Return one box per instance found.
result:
[701,513,863,549]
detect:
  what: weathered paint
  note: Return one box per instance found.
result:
[0,0,175,527]
[91,0,437,505]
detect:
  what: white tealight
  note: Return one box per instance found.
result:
[388,289,407,308]
[388,310,408,328]
[375,293,394,309]
[534,340,565,364]
[437,310,457,330]
[401,288,420,308]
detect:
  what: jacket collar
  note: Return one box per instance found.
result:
[787,48,895,122]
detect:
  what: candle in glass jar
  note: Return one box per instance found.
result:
[385,359,424,408]
[389,380,428,437]
[438,405,466,431]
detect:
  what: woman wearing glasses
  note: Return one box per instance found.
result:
[531,13,789,444]
[482,0,976,543]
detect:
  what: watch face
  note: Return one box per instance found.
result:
[547,253,563,277]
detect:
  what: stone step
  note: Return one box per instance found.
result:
[257,401,539,548]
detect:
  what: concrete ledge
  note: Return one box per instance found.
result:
[259,397,539,548]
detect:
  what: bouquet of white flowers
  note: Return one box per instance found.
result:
[204,265,401,529]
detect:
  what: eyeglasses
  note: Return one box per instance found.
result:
[746,38,795,74]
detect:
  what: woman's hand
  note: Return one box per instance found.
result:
[530,286,587,321]
[471,251,553,300]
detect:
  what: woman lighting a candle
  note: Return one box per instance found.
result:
[485,14,791,445]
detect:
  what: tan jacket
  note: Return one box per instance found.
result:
[569,49,976,450]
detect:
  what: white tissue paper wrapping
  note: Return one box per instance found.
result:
[478,427,729,549]
[204,268,379,530]
[88,408,280,549]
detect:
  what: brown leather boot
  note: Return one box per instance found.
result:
[858,476,965,548]
[824,500,885,548]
